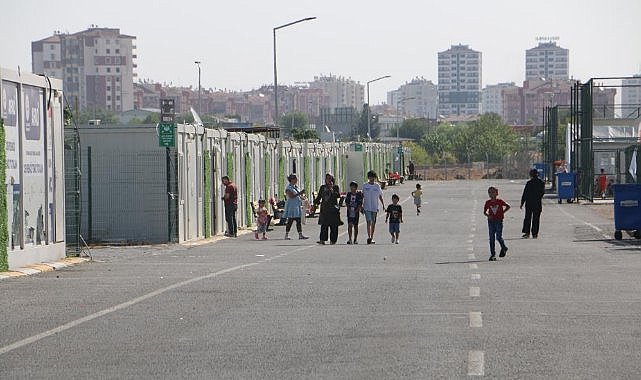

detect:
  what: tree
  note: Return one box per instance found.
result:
[279,112,308,135]
[143,113,161,124]
[396,118,431,141]
[402,141,431,165]
[75,109,119,125]
[352,104,380,139]
[291,127,319,141]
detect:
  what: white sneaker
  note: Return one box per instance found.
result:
[395,239,399,244]
[391,236,395,243]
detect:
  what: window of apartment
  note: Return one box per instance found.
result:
[115,57,121,65]
[96,68,99,73]
[116,67,120,73]
[50,54,55,60]
[116,105,121,111]
[115,49,120,54]
[116,78,120,82]
[106,68,111,73]
[50,44,55,50]
[106,57,111,64]
[107,86,111,91]
[116,96,120,101]
[107,96,111,101]
[106,49,110,54]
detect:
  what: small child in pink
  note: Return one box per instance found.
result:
[255,200,270,240]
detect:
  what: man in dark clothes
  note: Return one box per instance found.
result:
[520,168,545,238]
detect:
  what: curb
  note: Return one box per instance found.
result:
[0,257,90,281]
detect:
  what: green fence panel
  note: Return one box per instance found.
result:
[0,120,7,271]
[304,157,311,194]
[203,150,212,238]
[264,153,270,200]
[278,156,285,198]
[226,152,235,182]
[245,153,252,227]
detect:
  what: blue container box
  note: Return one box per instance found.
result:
[613,184,641,238]
[557,172,576,201]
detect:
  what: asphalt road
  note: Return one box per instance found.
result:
[1,179,640,379]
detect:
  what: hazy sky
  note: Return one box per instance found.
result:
[2,0,640,104]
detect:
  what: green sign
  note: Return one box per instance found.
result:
[354,143,363,152]
[158,123,176,147]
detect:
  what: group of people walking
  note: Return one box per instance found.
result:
[222,167,546,258]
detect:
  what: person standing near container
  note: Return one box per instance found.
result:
[520,169,545,239]
[283,174,309,240]
[598,168,608,199]
[222,176,238,238]
[313,173,342,245]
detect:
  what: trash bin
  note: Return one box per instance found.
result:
[556,172,576,203]
[612,183,641,240]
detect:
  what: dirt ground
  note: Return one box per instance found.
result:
[584,203,614,220]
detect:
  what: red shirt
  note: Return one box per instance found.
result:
[484,198,508,221]
[224,183,238,206]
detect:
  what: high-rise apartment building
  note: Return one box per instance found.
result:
[622,75,641,108]
[309,75,364,110]
[525,41,569,81]
[387,77,438,118]
[437,44,482,116]
[32,26,137,112]
[482,82,516,116]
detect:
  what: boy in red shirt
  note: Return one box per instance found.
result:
[484,186,511,261]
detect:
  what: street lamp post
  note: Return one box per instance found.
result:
[194,61,202,115]
[396,96,415,173]
[273,17,316,142]
[366,75,391,140]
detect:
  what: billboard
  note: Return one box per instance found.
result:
[2,81,21,249]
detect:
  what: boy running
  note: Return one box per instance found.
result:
[362,170,385,244]
[345,181,363,244]
[484,186,510,261]
[385,194,403,244]
[411,183,423,215]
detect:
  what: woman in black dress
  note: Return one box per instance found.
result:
[313,173,342,245]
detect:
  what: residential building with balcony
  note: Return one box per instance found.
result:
[32,26,137,112]
[437,44,482,116]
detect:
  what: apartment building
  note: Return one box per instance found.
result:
[32,26,136,112]
[525,41,569,81]
[309,75,364,110]
[482,82,517,116]
[437,44,482,116]
[387,77,438,118]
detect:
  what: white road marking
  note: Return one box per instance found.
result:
[555,203,610,239]
[467,247,474,251]
[471,274,481,280]
[467,240,473,244]
[469,264,478,270]
[469,312,482,327]
[468,350,485,376]
[469,287,480,297]
[0,244,316,356]
[468,254,476,260]
[468,234,475,239]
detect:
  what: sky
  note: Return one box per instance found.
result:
[2,0,641,105]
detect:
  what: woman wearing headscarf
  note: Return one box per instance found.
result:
[283,174,309,240]
[313,173,342,245]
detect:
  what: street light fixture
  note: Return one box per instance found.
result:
[366,75,391,140]
[273,16,316,142]
[396,96,416,173]
[194,61,202,116]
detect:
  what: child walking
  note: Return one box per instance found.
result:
[483,186,511,261]
[345,181,363,244]
[411,183,423,215]
[385,194,403,244]
[255,199,270,240]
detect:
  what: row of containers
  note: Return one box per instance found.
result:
[73,125,409,248]
[553,144,641,240]
[0,67,408,270]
